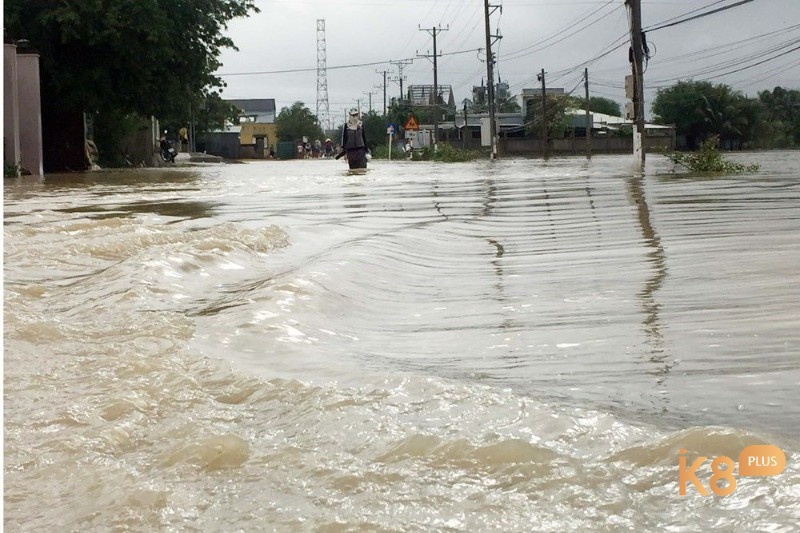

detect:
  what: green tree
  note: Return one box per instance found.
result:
[575,96,621,117]
[652,80,710,149]
[651,80,752,149]
[734,96,766,149]
[275,102,324,143]
[386,100,416,129]
[759,87,800,146]
[524,94,574,139]
[697,84,758,149]
[360,110,388,152]
[497,97,521,113]
[4,0,258,170]
[192,92,242,134]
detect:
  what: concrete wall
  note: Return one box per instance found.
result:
[4,43,20,168]
[16,51,44,176]
[3,41,43,176]
[239,123,277,147]
[197,132,240,159]
[482,133,674,156]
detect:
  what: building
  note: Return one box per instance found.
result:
[200,98,278,159]
[228,98,278,148]
[518,87,566,116]
[407,85,455,108]
[564,108,675,150]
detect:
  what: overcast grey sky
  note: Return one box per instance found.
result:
[216,0,800,123]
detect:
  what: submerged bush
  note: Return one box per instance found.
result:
[418,143,480,162]
[663,136,759,173]
[370,144,406,160]
[5,161,20,178]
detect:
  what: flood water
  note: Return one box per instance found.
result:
[4,153,800,530]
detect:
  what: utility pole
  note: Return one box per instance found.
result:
[375,69,390,115]
[389,59,413,101]
[463,102,468,149]
[363,91,375,113]
[484,0,502,160]
[626,0,646,166]
[419,25,448,152]
[585,68,591,159]
[538,68,547,159]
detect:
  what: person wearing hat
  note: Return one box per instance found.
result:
[340,108,369,169]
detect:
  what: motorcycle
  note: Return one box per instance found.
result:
[159,137,176,163]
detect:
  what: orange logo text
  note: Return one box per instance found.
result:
[678,445,786,496]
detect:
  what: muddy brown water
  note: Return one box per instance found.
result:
[4,153,799,530]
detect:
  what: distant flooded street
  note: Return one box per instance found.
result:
[5,153,800,530]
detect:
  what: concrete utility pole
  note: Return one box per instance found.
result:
[375,69,391,115]
[363,91,375,113]
[626,0,646,166]
[538,68,547,159]
[484,0,502,160]
[419,26,448,152]
[585,68,591,159]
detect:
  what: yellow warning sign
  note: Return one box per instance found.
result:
[403,115,419,131]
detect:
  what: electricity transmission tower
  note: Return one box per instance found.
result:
[316,19,331,132]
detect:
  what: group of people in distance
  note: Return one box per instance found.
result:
[296,138,337,159]
[291,108,419,169]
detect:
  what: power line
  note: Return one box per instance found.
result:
[645,0,731,29]
[645,0,757,33]
[217,48,481,77]
[698,43,800,80]
[504,1,621,61]
[649,24,800,67]
[739,57,800,87]
[547,34,629,83]
[650,36,800,84]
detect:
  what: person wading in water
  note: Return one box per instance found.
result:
[340,108,368,170]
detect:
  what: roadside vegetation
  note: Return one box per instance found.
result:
[417,144,481,162]
[662,136,760,173]
[5,162,21,178]
[4,0,258,169]
[653,82,800,150]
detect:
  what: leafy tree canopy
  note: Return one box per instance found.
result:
[524,95,575,139]
[651,80,741,148]
[275,102,325,142]
[4,0,258,118]
[360,110,388,151]
[651,80,781,149]
[758,87,800,145]
[386,100,416,131]
[498,97,521,113]
[575,96,621,117]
